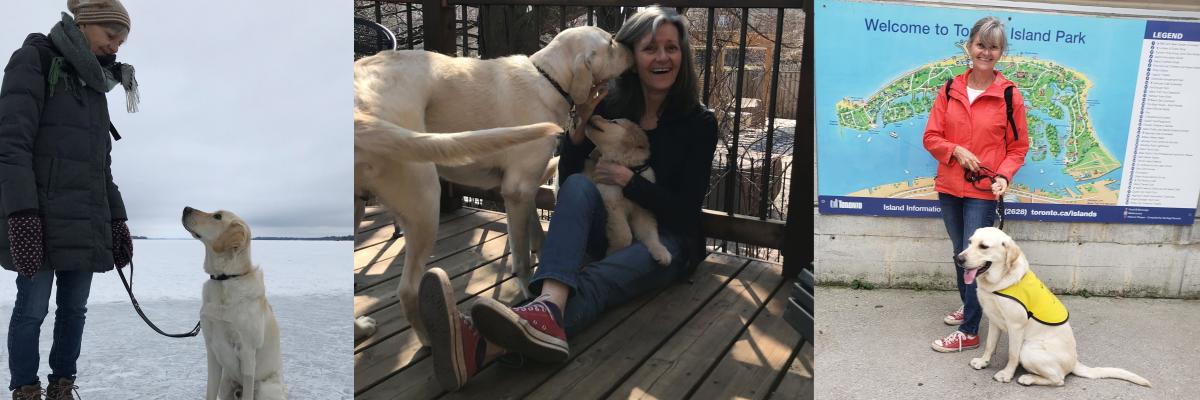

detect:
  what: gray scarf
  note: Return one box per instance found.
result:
[48,12,139,113]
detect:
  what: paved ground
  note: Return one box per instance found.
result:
[815,286,1199,399]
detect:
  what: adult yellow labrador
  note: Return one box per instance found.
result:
[958,227,1150,387]
[184,207,286,399]
[353,26,632,347]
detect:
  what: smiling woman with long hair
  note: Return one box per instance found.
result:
[416,6,721,392]
[1,1,141,398]
[923,16,1031,353]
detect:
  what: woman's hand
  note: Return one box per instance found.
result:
[992,176,1009,198]
[952,146,981,172]
[570,81,609,145]
[594,160,633,187]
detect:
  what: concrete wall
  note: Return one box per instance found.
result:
[814,211,1200,298]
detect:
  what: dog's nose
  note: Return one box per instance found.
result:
[954,254,964,264]
[183,207,195,216]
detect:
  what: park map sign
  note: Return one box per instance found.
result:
[815,0,1199,225]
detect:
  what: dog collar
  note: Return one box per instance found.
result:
[209,273,245,281]
[631,164,651,176]
[535,65,575,111]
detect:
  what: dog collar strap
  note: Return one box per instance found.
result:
[631,164,651,176]
[535,65,575,110]
[210,273,244,281]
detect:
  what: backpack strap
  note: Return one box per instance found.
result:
[1004,86,1018,141]
[943,78,953,100]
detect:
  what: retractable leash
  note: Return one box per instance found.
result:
[116,244,201,338]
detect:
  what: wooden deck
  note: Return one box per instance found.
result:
[354,206,813,399]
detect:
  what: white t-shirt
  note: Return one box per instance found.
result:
[966,86,984,104]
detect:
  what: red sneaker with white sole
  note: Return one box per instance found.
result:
[931,330,979,352]
[471,294,569,363]
[419,268,500,391]
[944,306,965,326]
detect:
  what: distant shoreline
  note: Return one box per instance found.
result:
[132,236,352,241]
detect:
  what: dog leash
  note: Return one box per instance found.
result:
[995,196,1006,230]
[964,166,1008,230]
[116,244,201,338]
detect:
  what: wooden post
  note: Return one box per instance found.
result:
[782,1,814,279]
[423,0,457,55]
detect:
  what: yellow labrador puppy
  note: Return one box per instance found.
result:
[958,227,1150,387]
[354,25,632,347]
[184,207,286,399]
[583,116,671,265]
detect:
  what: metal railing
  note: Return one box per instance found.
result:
[353,0,814,278]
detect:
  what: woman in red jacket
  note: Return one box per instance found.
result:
[923,16,1030,353]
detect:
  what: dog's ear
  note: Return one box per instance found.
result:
[569,50,597,98]
[213,221,248,254]
[1004,239,1024,269]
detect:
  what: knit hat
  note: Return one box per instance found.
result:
[68,0,131,32]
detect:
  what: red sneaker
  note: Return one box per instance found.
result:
[944,306,965,326]
[419,268,498,391]
[471,294,569,363]
[931,330,979,352]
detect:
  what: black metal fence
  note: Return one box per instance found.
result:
[353,0,812,272]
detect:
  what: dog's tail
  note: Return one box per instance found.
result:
[1072,362,1151,387]
[354,112,562,166]
[541,156,560,184]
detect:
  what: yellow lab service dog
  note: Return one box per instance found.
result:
[583,116,671,265]
[353,25,632,347]
[184,207,286,399]
[958,227,1150,387]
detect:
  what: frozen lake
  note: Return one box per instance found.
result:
[0,239,352,398]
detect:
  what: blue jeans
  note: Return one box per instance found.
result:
[938,193,996,336]
[8,269,93,390]
[530,174,688,339]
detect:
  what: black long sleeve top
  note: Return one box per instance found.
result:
[558,102,719,276]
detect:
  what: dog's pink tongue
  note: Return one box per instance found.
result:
[964,268,979,285]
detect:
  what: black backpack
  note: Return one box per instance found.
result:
[944,78,1018,142]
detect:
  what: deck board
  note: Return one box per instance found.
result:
[771,343,815,399]
[689,282,806,399]
[353,207,804,399]
[353,211,505,271]
[604,260,786,399]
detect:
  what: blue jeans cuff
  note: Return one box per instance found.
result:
[528,271,579,296]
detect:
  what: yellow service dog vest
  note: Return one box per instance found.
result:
[993,270,1069,325]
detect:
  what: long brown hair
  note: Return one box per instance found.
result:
[606,6,700,122]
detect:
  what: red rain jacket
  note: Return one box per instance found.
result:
[923,70,1030,200]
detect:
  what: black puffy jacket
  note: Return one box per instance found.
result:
[0,33,127,273]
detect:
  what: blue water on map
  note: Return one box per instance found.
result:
[815,0,1145,197]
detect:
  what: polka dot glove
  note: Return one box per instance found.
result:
[112,220,132,269]
[7,214,44,277]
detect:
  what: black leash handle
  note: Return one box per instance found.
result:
[116,252,201,338]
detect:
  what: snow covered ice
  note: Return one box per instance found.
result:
[0,240,353,399]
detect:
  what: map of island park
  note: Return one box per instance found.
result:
[833,55,1123,205]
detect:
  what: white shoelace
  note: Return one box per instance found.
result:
[940,331,967,351]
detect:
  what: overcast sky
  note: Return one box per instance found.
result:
[1,1,351,238]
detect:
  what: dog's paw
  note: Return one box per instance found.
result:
[354,316,378,340]
[1016,374,1036,386]
[969,357,989,370]
[993,369,1014,383]
[650,248,672,266]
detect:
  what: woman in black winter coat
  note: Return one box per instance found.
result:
[1,1,139,398]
